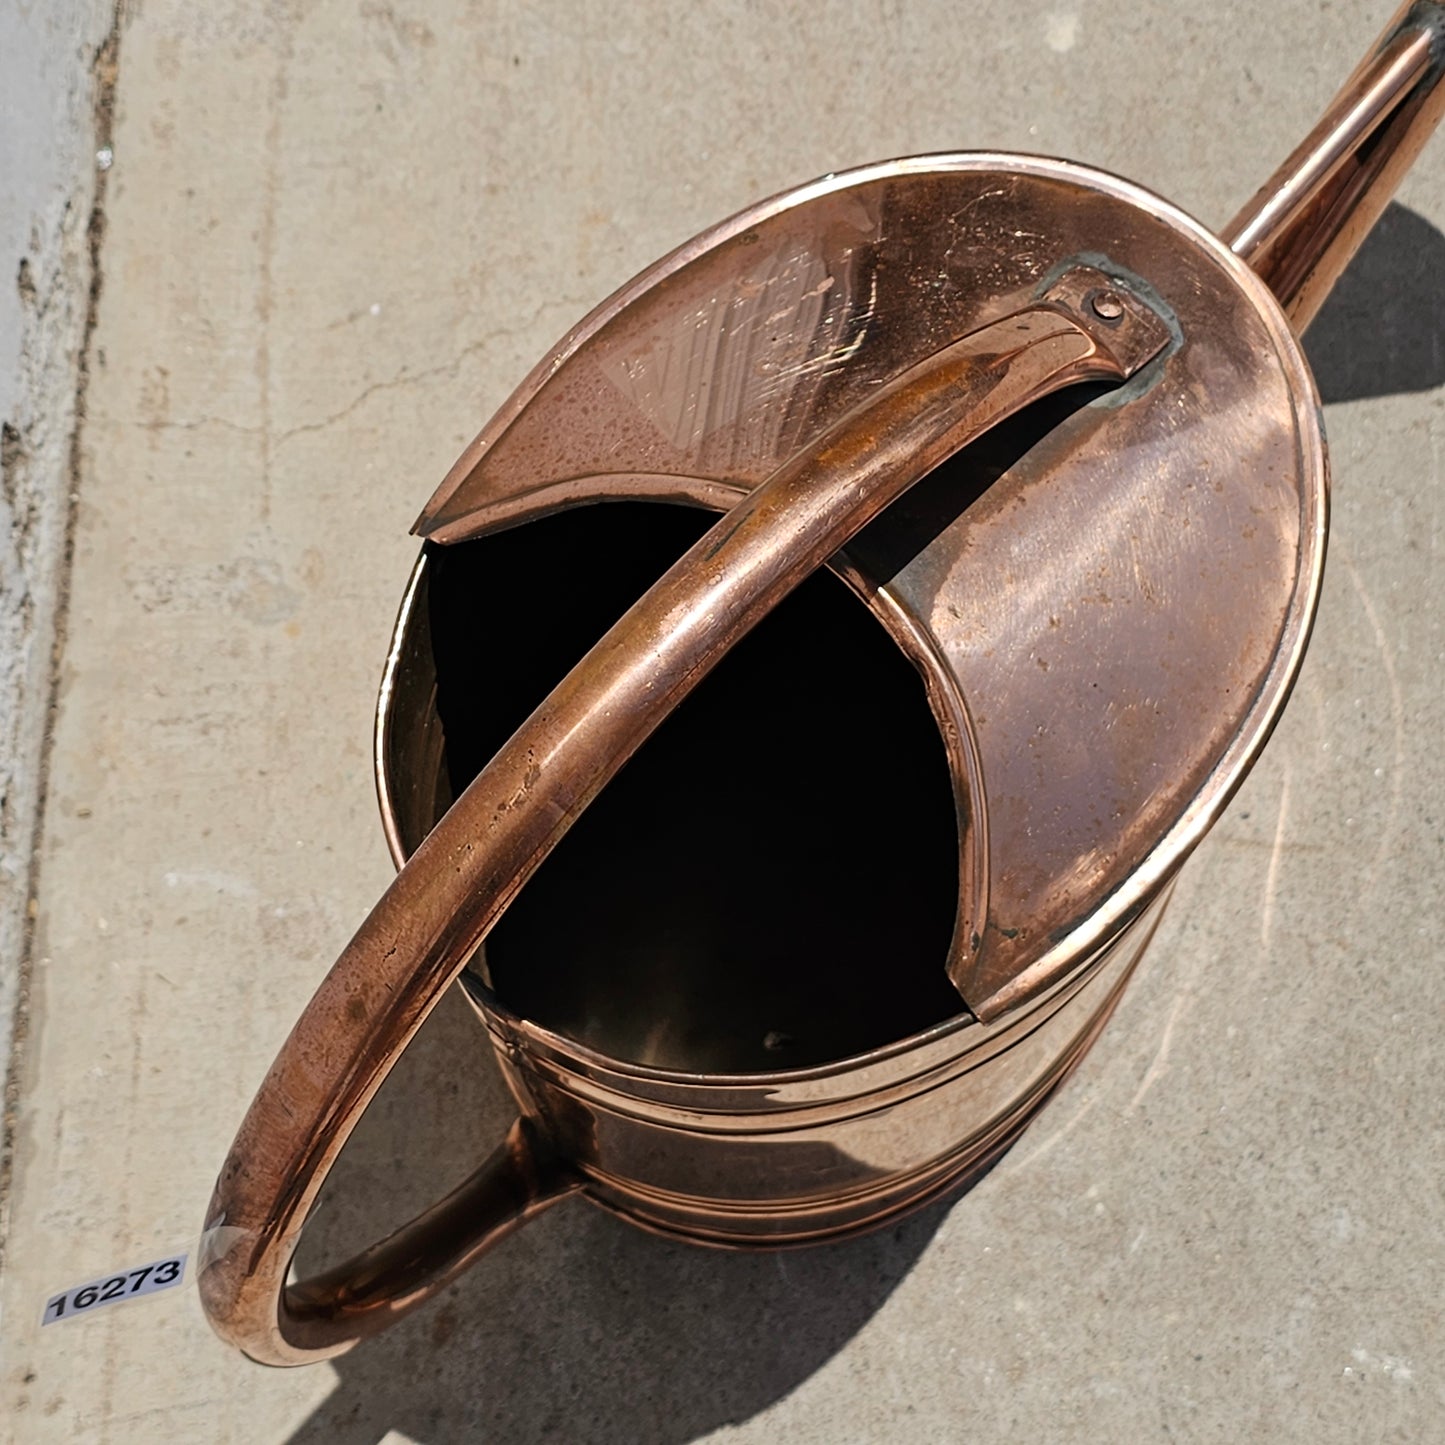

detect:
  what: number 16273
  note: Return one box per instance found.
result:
[42,1254,186,1325]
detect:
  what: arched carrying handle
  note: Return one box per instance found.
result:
[199,265,1169,1366]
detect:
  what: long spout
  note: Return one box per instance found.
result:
[1222,1,1445,331]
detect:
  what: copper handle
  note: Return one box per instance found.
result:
[278,1119,576,1345]
[199,266,1169,1366]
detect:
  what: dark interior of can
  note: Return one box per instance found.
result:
[425,502,965,1073]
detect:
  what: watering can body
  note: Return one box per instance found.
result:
[370,156,1323,1249]
[200,4,1443,1367]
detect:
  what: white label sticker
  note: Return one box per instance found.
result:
[41,1252,187,1326]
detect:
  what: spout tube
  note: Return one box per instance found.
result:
[1222,1,1445,331]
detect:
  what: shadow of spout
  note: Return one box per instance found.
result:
[1304,202,1445,403]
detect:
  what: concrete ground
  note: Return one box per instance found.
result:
[2,1,1443,1441]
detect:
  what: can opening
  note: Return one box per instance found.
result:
[424,502,965,1072]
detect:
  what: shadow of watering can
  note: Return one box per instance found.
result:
[199,2,1445,1365]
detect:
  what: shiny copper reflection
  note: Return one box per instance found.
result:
[203,4,1443,1367]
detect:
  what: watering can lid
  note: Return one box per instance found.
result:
[408,155,1325,1022]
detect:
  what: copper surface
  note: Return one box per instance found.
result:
[202,270,1167,1364]
[202,7,1445,1368]
[1225,1,1445,328]
[411,159,1324,1022]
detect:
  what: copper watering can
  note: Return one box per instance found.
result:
[200,4,1445,1364]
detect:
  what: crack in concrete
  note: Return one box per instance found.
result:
[253,15,292,527]
[111,305,564,446]
[269,328,526,444]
